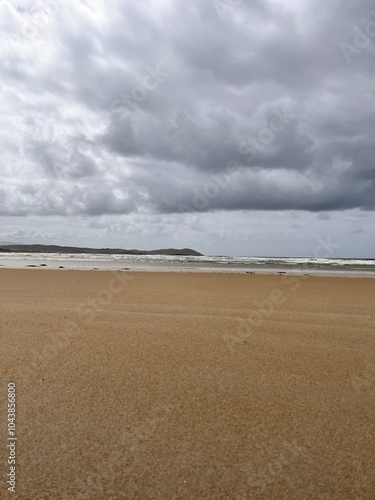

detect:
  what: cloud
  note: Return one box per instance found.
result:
[0,0,374,223]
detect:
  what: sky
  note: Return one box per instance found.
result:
[0,0,374,257]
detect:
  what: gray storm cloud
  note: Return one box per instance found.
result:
[0,0,374,217]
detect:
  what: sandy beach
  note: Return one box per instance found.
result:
[1,268,374,499]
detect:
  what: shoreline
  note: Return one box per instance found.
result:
[1,265,375,278]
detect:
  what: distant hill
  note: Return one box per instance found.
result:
[0,244,203,257]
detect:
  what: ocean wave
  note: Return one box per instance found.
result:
[1,252,374,272]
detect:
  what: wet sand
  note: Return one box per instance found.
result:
[1,269,374,499]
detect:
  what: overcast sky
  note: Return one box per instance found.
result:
[0,0,374,257]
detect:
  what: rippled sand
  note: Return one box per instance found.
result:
[1,269,374,499]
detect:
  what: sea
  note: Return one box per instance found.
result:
[1,252,375,276]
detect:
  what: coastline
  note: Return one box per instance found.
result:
[1,252,375,277]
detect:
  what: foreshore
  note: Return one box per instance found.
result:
[1,251,375,275]
[1,268,374,499]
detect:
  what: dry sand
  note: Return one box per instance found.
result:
[0,268,374,499]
